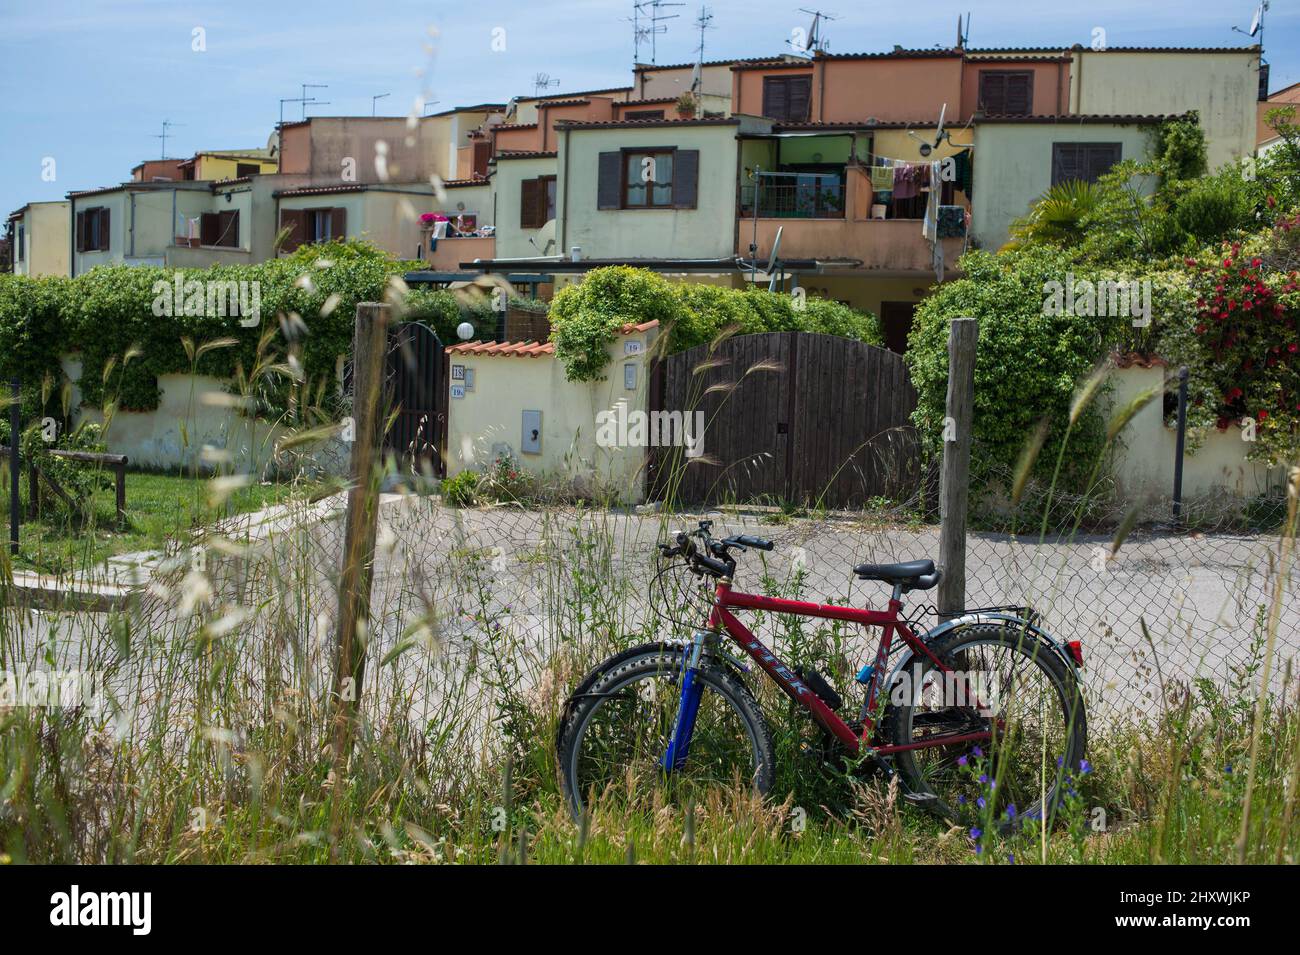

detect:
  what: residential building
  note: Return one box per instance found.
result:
[178,147,279,181]
[7,200,71,276]
[1258,80,1300,150]
[970,114,1163,249]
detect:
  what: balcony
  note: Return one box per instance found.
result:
[738,165,965,276]
[739,177,845,220]
[425,235,495,271]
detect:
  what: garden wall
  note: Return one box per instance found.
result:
[60,356,348,477]
[1108,361,1290,505]
[444,323,659,502]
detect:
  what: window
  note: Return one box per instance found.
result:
[236,163,260,178]
[1051,143,1122,186]
[75,206,111,253]
[597,149,699,210]
[624,151,674,207]
[278,206,347,252]
[519,175,557,228]
[761,75,812,122]
[471,140,491,179]
[978,70,1034,116]
[199,210,240,248]
[15,223,23,261]
[623,109,665,121]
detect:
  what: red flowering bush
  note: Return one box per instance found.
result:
[1180,230,1300,462]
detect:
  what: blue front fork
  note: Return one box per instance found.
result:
[660,633,708,773]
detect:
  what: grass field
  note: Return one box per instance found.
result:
[6,469,301,574]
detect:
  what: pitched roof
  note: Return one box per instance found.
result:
[445,320,657,358]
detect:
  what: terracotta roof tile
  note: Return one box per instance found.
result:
[446,340,555,357]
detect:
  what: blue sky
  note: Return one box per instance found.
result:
[1,0,1296,220]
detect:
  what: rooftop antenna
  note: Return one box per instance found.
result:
[532,72,562,97]
[153,119,185,159]
[300,83,329,120]
[691,6,714,93]
[632,0,684,64]
[957,12,971,48]
[372,92,391,116]
[790,8,837,56]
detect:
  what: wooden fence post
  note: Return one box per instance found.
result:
[937,317,978,619]
[330,302,389,837]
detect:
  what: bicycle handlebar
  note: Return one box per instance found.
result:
[657,522,775,578]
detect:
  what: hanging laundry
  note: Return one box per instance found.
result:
[892,163,928,200]
[936,204,966,239]
[870,164,895,191]
[952,148,974,198]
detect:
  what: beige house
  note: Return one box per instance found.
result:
[1064,47,1260,171]
[971,115,1162,250]
[7,201,70,276]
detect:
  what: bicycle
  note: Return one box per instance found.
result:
[557,520,1088,827]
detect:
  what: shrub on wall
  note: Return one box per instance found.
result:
[0,240,526,419]
[906,246,1126,491]
[548,266,883,382]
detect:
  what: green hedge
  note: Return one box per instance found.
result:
[906,246,1125,492]
[548,266,883,382]
[0,240,533,416]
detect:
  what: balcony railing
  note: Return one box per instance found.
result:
[739,178,845,220]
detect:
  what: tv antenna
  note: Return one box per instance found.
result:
[789,8,836,56]
[532,72,562,97]
[691,6,715,93]
[279,85,331,126]
[630,1,684,64]
[153,119,185,159]
[956,11,971,48]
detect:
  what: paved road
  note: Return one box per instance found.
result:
[6,495,1295,739]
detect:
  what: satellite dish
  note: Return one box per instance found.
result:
[1250,4,1262,35]
[456,322,474,341]
[765,226,783,274]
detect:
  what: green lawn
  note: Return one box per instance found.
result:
[5,469,305,575]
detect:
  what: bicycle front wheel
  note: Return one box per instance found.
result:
[558,645,775,820]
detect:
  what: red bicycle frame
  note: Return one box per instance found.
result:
[709,581,994,756]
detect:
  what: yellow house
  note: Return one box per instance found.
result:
[7,200,71,276]
[178,148,279,182]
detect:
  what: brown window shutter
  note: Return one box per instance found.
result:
[1005,73,1032,115]
[672,150,699,209]
[219,210,239,247]
[331,207,347,239]
[979,72,1005,112]
[597,153,622,209]
[200,212,219,246]
[1086,144,1121,181]
[788,77,811,122]
[100,208,110,251]
[472,140,491,178]
[762,77,787,119]
[75,211,86,253]
[519,178,541,228]
[279,209,305,251]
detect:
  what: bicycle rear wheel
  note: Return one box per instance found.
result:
[558,645,775,819]
[889,623,1087,827]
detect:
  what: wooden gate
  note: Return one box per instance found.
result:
[649,332,920,508]
[384,321,446,475]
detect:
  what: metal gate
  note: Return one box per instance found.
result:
[384,321,446,475]
[649,332,920,507]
